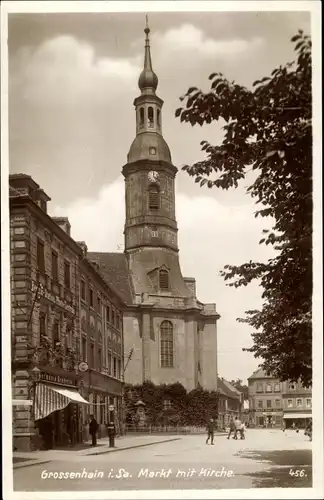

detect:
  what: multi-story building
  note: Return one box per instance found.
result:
[89,23,220,392]
[10,174,125,451]
[217,378,243,429]
[78,245,125,438]
[248,369,283,427]
[281,380,312,428]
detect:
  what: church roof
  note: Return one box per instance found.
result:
[87,252,134,305]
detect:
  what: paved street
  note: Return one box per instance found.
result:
[13,429,312,491]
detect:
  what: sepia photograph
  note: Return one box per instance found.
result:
[1,1,322,499]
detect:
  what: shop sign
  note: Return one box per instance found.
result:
[32,282,75,315]
[39,372,75,386]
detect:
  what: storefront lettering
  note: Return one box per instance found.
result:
[39,372,75,386]
[31,282,75,315]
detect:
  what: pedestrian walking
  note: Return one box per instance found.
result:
[239,421,246,440]
[89,415,99,447]
[227,418,236,440]
[206,418,215,445]
[234,417,242,439]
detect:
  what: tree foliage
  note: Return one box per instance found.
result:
[229,379,249,400]
[124,382,220,426]
[175,32,312,387]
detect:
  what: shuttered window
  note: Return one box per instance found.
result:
[159,269,169,290]
[149,187,160,210]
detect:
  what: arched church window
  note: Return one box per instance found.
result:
[159,269,169,290]
[139,107,145,127]
[160,320,174,368]
[157,109,161,127]
[148,106,154,127]
[148,185,160,211]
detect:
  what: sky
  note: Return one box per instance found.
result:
[7,7,311,384]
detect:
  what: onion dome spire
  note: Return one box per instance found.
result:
[138,16,158,92]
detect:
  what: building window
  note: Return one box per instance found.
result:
[90,343,94,368]
[157,109,161,127]
[266,384,272,393]
[151,226,158,238]
[139,107,144,127]
[106,305,111,323]
[89,288,94,308]
[108,352,112,375]
[39,313,46,339]
[81,280,86,301]
[296,398,303,407]
[82,338,87,361]
[148,106,154,127]
[275,399,281,407]
[267,400,272,408]
[51,252,58,282]
[52,321,60,348]
[98,348,102,372]
[306,398,311,408]
[258,400,263,409]
[64,260,70,289]
[287,399,293,408]
[148,186,160,211]
[274,383,280,392]
[37,239,45,272]
[116,314,120,331]
[289,383,296,390]
[160,320,174,368]
[163,400,172,410]
[256,384,263,393]
[159,269,169,290]
[112,309,116,327]
[118,359,121,379]
[113,357,117,377]
[97,295,101,314]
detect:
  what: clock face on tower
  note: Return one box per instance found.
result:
[148,170,159,183]
[149,147,157,155]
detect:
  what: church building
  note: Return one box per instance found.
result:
[89,23,220,392]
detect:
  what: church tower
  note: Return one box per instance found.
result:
[100,20,221,391]
[122,20,190,297]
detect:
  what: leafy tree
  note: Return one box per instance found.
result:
[175,32,312,387]
[230,379,248,400]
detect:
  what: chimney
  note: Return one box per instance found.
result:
[52,217,71,236]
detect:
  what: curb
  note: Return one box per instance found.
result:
[86,437,181,456]
[13,459,51,470]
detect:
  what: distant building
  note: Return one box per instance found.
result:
[78,244,125,438]
[217,378,243,428]
[248,368,312,429]
[248,368,283,428]
[281,380,312,428]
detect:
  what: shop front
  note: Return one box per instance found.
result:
[255,411,283,428]
[32,369,89,450]
[283,412,312,429]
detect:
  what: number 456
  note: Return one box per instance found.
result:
[289,469,306,477]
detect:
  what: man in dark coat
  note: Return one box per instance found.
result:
[89,415,99,446]
[227,418,236,439]
[206,418,215,445]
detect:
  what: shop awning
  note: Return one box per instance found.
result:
[283,413,311,419]
[34,383,89,421]
[48,385,89,405]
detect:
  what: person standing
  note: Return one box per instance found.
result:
[206,418,215,445]
[89,415,99,447]
[234,417,242,439]
[227,418,236,440]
